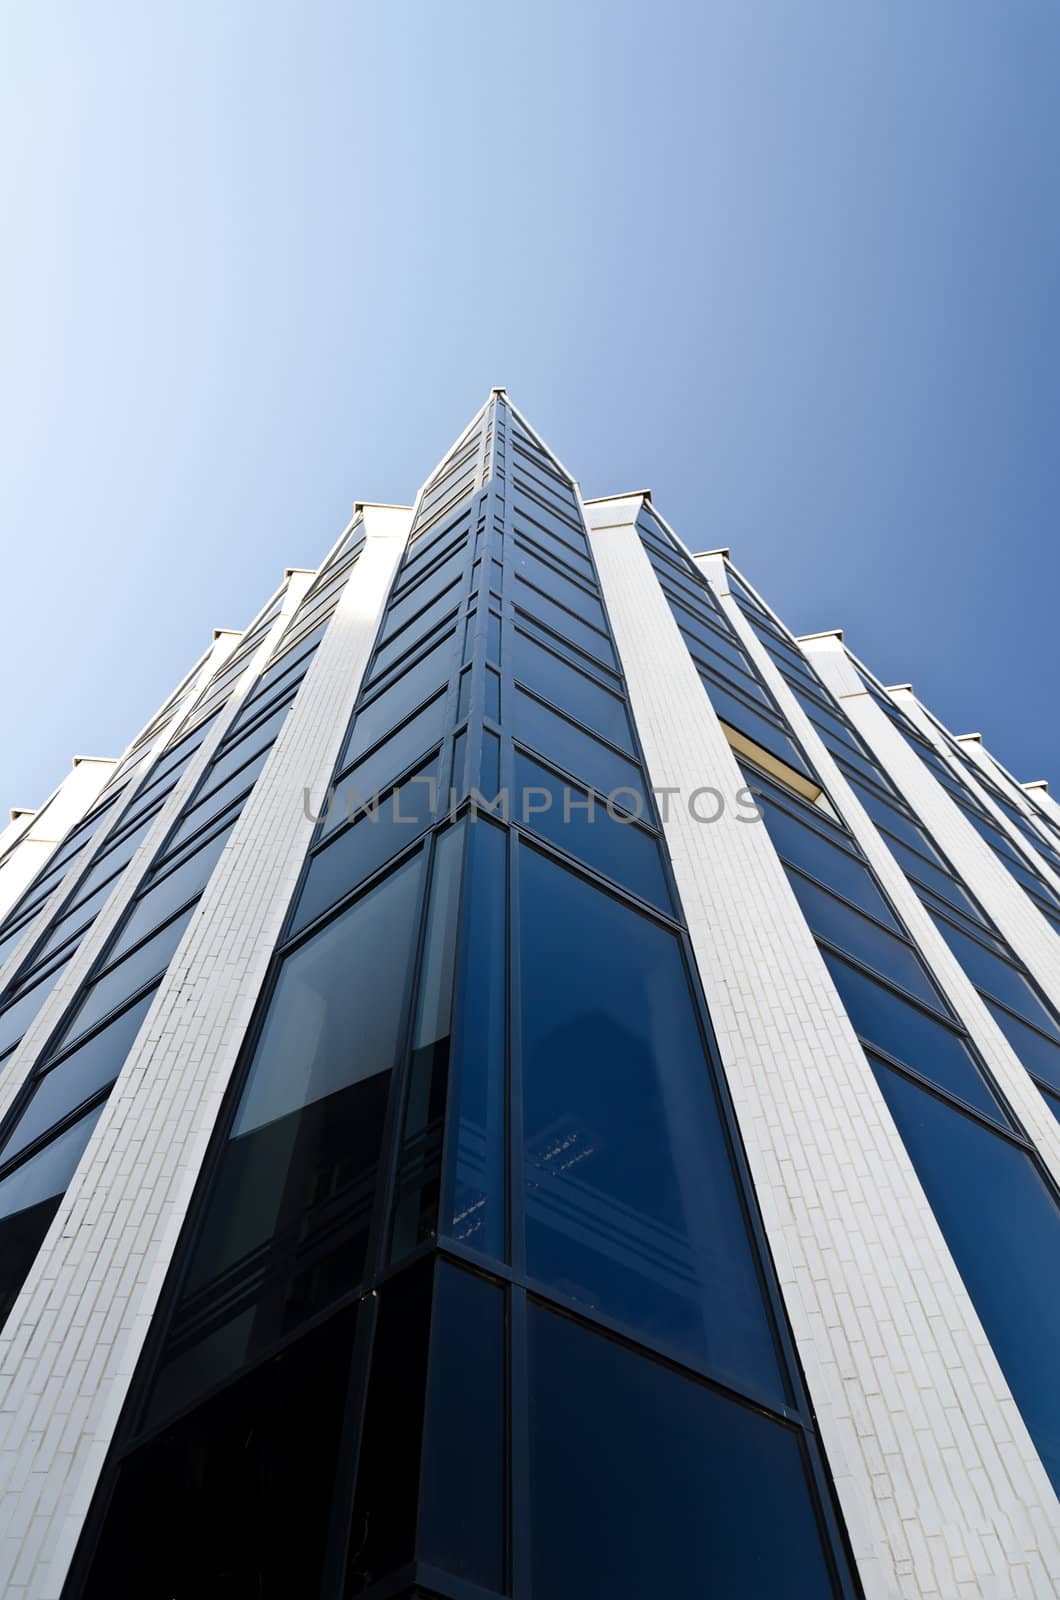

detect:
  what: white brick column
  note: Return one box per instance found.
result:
[587,498,1060,1600]
[0,506,410,1600]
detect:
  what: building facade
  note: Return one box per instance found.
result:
[0,392,1056,1598]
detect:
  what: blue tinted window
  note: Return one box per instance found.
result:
[31,875,121,966]
[514,753,671,911]
[515,521,594,581]
[64,908,195,1045]
[293,760,439,936]
[3,992,155,1163]
[206,699,292,789]
[344,635,454,766]
[982,999,1060,1095]
[419,1264,506,1589]
[846,777,937,856]
[788,873,940,1007]
[166,751,269,849]
[513,631,632,753]
[703,678,811,775]
[324,694,448,837]
[107,825,233,963]
[518,847,782,1398]
[371,589,461,679]
[929,914,1060,1037]
[528,1306,839,1600]
[235,855,423,1140]
[68,809,162,908]
[513,690,645,814]
[0,960,72,1057]
[166,855,426,1403]
[509,495,584,555]
[887,837,981,917]
[513,582,616,668]
[756,792,898,926]
[0,1104,104,1325]
[822,951,1006,1121]
[390,824,466,1258]
[512,544,606,628]
[443,819,506,1257]
[381,544,468,636]
[875,1063,1060,1493]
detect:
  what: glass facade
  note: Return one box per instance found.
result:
[0,550,361,1335]
[67,402,858,1599]
[716,565,1060,1493]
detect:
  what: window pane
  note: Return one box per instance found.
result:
[514,752,671,911]
[63,907,195,1045]
[391,824,466,1258]
[512,544,606,629]
[442,818,507,1258]
[512,631,632,752]
[528,1306,839,1600]
[168,751,269,849]
[0,1105,103,1326]
[293,759,439,935]
[874,1063,1060,1494]
[2,992,155,1164]
[30,876,118,966]
[513,689,645,813]
[347,1264,431,1593]
[343,633,455,764]
[756,791,898,926]
[930,914,1060,1037]
[85,1306,357,1600]
[324,694,448,838]
[982,999,1060,1096]
[822,951,1004,1121]
[381,545,468,638]
[513,581,616,668]
[168,855,425,1395]
[67,809,160,908]
[419,1264,505,1590]
[788,872,940,1007]
[0,960,72,1057]
[371,588,461,679]
[703,679,810,775]
[107,824,232,963]
[518,847,782,1399]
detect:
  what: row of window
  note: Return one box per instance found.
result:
[0,559,353,1335]
[0,582,299,1041]
[895,700,1060,930]
[718,563,1060,1492]
[848,671,1060,1116]
[728,588,1060,1126]
[637,511,814,781]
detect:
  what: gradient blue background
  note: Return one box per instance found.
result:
[3,2,1057,807]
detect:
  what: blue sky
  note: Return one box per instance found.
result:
[2,2,1058,807]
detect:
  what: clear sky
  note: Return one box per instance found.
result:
[2,2,1058,809]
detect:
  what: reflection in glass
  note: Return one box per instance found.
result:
[442,819,507,1259]
[518,846,782,1399]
